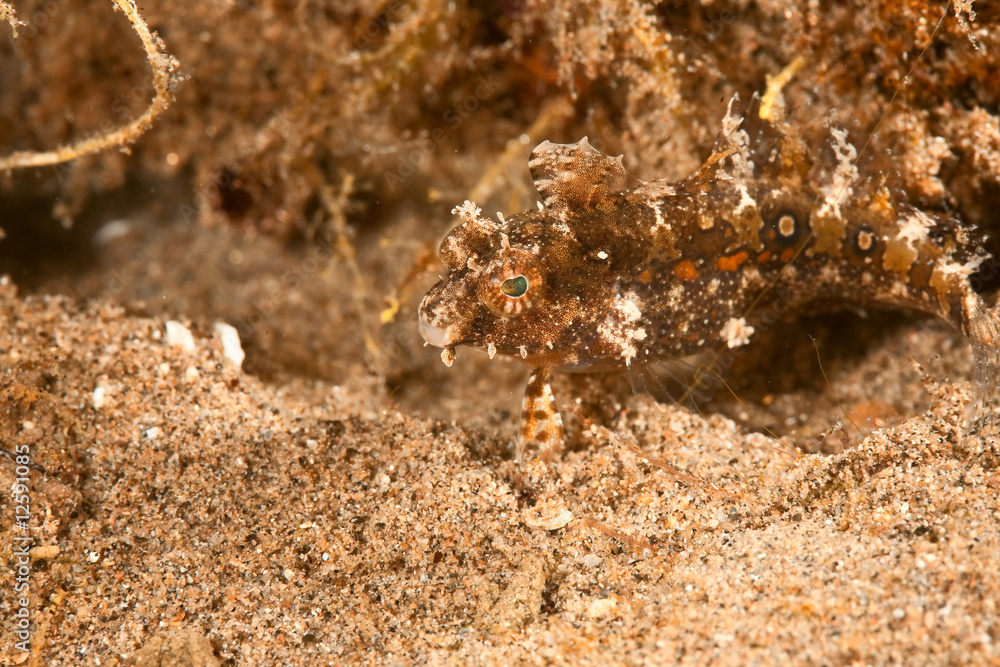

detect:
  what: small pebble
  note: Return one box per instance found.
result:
[165,320,196,352]
[214,321,245,368]
[29,545,61,560]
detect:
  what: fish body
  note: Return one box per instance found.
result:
[418,101,1000,460]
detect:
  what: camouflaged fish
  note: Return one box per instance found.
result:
[418,98,1000,461]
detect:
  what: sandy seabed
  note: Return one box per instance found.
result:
[1,221,999,665]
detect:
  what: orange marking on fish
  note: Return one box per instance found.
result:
[673,260,698,282]
[717,251,750,272]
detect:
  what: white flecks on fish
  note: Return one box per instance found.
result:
[720,317,755,349]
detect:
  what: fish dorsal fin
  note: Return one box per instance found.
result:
[529,138,643,213]
[626,137,740,204]
[678,140,739,189]
[632,95,748,202]
[530,136,741,215]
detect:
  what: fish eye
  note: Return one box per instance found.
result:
[500,275,529,297]
[478,251,544,317]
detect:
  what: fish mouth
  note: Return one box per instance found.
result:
[418,288,461,349]
[418,313,461,349]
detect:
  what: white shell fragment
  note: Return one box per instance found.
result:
[92,385,107,409]
[587,598,618,619]
[522,498,574,530]
[164,320,196,352]
[213,321,245,369]
[92,219,132,246]
[29,545,61,560]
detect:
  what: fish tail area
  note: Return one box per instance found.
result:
[964,295,1000,458]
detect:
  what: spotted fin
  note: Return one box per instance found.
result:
[529,138,642,214]
[517,368,564,463]
[966,295,1000,451]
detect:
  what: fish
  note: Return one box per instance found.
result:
[417,96,1000,462]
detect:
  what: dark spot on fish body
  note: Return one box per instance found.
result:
[747,206,808,281]
[852,225,876,254]
[771,211,803,245]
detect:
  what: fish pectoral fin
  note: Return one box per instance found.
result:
[966,295,1000,451]
[517,368,564,463]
